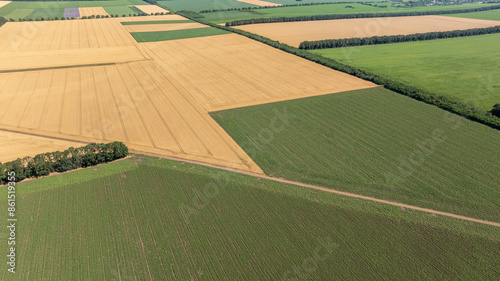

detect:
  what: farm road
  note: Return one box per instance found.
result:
[135,152,500,228]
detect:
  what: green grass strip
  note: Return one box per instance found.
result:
[130,27,230,42]
[121,19,193,25]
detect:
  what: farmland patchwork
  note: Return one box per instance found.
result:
[0,17,375,172]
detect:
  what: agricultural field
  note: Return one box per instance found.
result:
[131,26,231,41]
[140,33,375,111]
[0,130,84,163]
[0,0,146,20]
[125,21,205,32]
[0,18,374,172]
[212,87,500,221]
[79,7,109,18]
[0,155,497,280]
[234,15,500,47]
[311,34,500,111]
[201,2,499,23]
[121,19,193,24]
[135,4,170,14]
[157,0,258,12]
[0,19,146,70]
[446,9,500,21]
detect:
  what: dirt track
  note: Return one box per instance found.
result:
[235,15,500,47]
[79,7,109,18]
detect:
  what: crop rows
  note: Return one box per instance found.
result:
[212,87,500,221]
[1,156,498,280]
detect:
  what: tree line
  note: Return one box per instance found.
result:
[0,17,6,27]
[299,25,500,49]
[178,10,500,131]
[225,4,500,26]
[0,142,129,184]
[198,1,379,14]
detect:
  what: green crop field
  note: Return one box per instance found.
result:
[201,2,498,23]
[212,87,500,222]
[0,155,498,280]
[446,9,500,21]
[310,34,500,112]
[0,0,146,20]
[104,6,140,16]
[131,26,231,42]
[121,19,193,25]
[157,0,256,12]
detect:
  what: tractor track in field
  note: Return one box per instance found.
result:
[133,152,500,228]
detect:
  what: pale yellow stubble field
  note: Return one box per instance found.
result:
[0,18,377,172]
[235,15,500,47]
[141,33,376,111]
[78,7,109,18]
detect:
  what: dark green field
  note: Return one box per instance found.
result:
[131,27,231,42]
[121,19,193,25]
[212,87,500,222]
[310,34,500,111]
[0,155,498,280]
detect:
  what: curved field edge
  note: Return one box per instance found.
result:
[211,87,500,222]
[0,155,498,280]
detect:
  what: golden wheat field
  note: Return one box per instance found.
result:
[134,5,169,14]
[0,131,85,163]
[0,1,11,9]
[116,14,187,22]
[235,0,282,7]
[79,7,109,18]
[235,15,500,47]
[0,19,375,171]
[141,33,375,111]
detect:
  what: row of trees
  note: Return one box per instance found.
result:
[299,25,500,49]
[225,4,500,26]
[6,11,172,22]
[0,16,6,27]
[0,142,129,184]
[197,1,376,13]
[179,11,500,131]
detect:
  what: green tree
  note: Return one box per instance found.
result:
[491,104,500,118]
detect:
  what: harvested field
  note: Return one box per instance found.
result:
[0,27,374,172]
[124,22,205,32]
[0,46,146,72]
[0,1,11,9]
[134,4,169,14]
[0,61,263,173]
[79,7,109,18]
[115,14,186,22]
[141,33,375,111]
[0,130,84,163]
[0,20,137,52]
[234,15,500,47]
[0,20,145,70]
[235,0,282,7]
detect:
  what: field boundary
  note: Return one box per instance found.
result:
[0,62,117,74]
[131,151,500,227]
[225,4,500,26]
[179,11,500,130]
[299,25,500,49]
